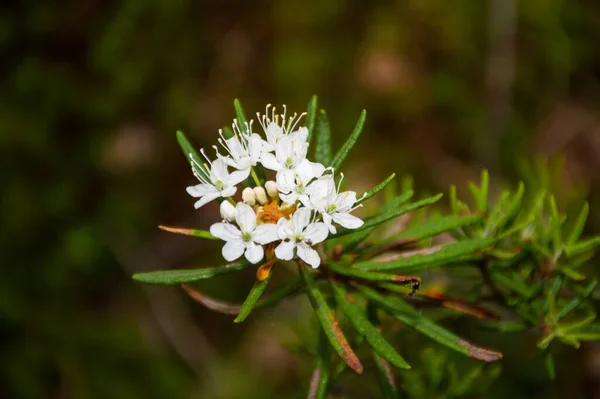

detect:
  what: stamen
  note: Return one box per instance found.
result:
[288,111,307,133]
[199,148,213,166]
[337,173,345,193]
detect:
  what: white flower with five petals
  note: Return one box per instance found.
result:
[309,174,364,234]
[210,203,279,263]
[276,161,326,207]
[186,157,250,209]
[215,122,263,172]
[275,208,329,268]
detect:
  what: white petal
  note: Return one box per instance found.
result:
[292,208,312,231]
[276,218,294,240]
[221,186,237,198]
[297,158,325,181]
[192,192,221,209]
[276,169,296,194]
[332,213,364,230]
[253,224,279,244]
[228,168,251,185]
[335,191,358,211]
[275,240,295,261]
[186,183,219,198]
[222,240,245,261]
[290,127,309,143]
[210,222,242,241]
[303,222,329,244]
[297,244,321,268]
[261,152,282,171]
[210,158,229,182]
[279,191,298,205]
[226,137,245,159]
[244,242,264,264]
[249,134,263,161]
[235,203,257,233]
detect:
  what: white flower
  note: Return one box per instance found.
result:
[276,160,326,207]
[215,122,263,172]
[257,104,306,152]
[309,174,364,234]
[186,156,250,209]
[274,208,329,268]
[260,127,311,172]
[210,203,279,263]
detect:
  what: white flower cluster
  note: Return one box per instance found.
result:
[185,105,364,269]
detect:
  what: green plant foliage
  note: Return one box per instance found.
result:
[133,99,600,398]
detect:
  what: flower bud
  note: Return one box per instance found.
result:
[265,180,279,198]
[254,186,268,204]
[219,201,236,221]
[242,187,256,205]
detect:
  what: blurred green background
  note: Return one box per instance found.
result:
[2,1,600,398]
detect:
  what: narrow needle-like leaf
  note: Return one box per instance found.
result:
[132,262,253,285]
[359,286,502,362]
[334,194,443,238]
[330,110,367,171]
[354,237,495,272]
[233,98,248,129]
[176,130,209,179]
[235,274,272,323]
[356,173,396,205]
[315,109,333,165]
[158,225,219,240]
[331,282,410,369]
[307,329,332,399]
[326,263,420,285]
[306,95,318,146]
[568,202,590,246]
[373,353,399,399]
[299,265,364,374]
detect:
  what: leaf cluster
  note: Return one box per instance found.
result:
[133,98,600,398]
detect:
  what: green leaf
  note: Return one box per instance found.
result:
[176,130,209,180]
[255,279,304,311]
[233,98,248,129]
[331,282,410,369]
[307,329,332,399]
[548,195,562,254]
[477,170,489,212]
[315,109,333,165]
[306,95,318,146]
[356,173,396,205]
[491,271,532,298]
[325,263,420,285]
[369,214,482,253]
[132,261,253,285]
[373,353,399,399]
[334,193,443,239]
[544,351,556,380]
[354,237,495,272]
[299,266,364,374]
[158,225,219,240]
[568,202,589,246]
[330,109,367,171]
[234,274,272,323]
[494,182,525,231]
[565,236,600,257]
[359,286,502,362]
[556,279,598,320]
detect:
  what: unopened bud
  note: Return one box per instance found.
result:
[242,187,256,205]
[220,201,236,221]
[265,180,279,198]
[254,186,268,204]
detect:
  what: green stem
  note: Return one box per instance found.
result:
[250,167,262,187]
[227,197,236,205]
